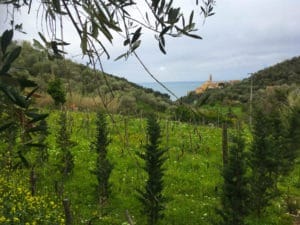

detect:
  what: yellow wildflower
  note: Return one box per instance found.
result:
[0,216,6,222]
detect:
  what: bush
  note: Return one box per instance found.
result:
[0,176,64,225]
[47,78,66,106]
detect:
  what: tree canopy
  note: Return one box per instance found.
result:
[1,0,215,62]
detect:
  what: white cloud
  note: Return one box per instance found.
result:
[1,0,300,83]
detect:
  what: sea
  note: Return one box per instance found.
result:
[138,81,205,101]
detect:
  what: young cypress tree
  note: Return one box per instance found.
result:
[248,87,299,217]
[284,88,300,174]
[248,108,280,216]
[91,111,112,205]
[219,130,248,225]
[138,114,167,225]
[35,119,49,165]
[30,119,49,196]
[222,122,228,167]
[57,111,74,178]
[47,78,66,106]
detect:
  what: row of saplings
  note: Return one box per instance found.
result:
[48,86,300,225]
[218,87,300,225]
[0,110,166,225]
[2,87,300,225]
[52,112,167,225]
[1,87,299,225]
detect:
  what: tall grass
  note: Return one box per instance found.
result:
[1,111,298,225]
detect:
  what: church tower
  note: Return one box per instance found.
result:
[209,74,212,82]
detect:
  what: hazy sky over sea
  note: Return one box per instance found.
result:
[1,0,300,83]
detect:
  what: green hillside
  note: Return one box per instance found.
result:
[180,56,300,106]
[1,30,300,225]
[14,41,172,113]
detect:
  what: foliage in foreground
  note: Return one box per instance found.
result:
[218,129,248,225]
[47,78,66,106]
[138,114,167,225]
[0,111,298,224]
[56,111,74,179]
[0,175,64,225]
[0,33,299,223]
[91,111,113,206]
[248,86,300,217]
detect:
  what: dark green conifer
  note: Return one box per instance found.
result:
[219,130,248,225]
[47,78,66,106]
[138,114,167,225]
[285,88,300,174]
[35,119,49,165]
[57,111,74,178]
[222,122,228,167]
[91,111,112,205]
[248,109,279,216]
[248,87,300,217]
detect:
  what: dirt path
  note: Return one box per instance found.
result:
[293,216,300,225]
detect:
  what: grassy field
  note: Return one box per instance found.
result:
[1,110,299,225]
[48,111,224,224]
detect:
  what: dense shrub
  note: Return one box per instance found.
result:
[0,176,64,225]
[47,78,66,106]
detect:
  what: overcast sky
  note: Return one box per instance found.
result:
[1,0,300,83]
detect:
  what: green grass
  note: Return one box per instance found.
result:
[1,110,299,225]
[44,111,224,224]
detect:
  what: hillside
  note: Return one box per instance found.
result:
[2,33,300,225]
[13,41,172,113]
[180,56,300,106]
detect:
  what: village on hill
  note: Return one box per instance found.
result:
[194,74,240,94]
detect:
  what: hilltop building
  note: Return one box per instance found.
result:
[194,75,240,94]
